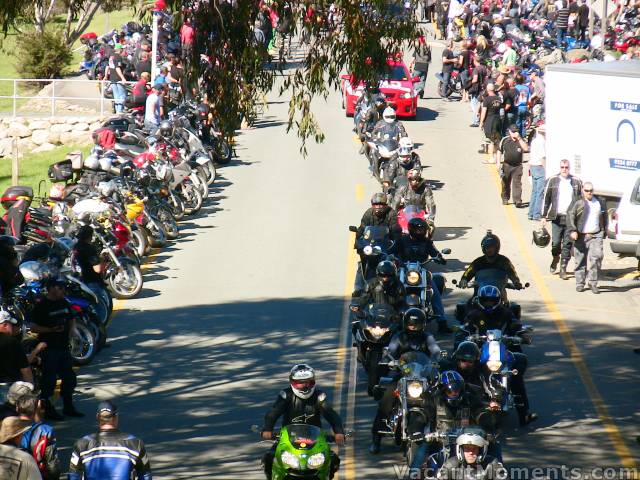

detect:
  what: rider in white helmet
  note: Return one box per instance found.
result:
[436,428,505,479]
[372,106,407,142]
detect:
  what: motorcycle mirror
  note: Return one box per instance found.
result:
[524,282,530,288]
[348,226,357,233]
[441,248,452,255]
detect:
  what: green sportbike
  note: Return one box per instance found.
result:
[270,424,335,480]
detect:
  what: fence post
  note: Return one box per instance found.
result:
[12,136,19,186]
[12,79,17,117]
[51,80,56,117]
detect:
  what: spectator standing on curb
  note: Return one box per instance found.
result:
[498,125,529,207]
[412,34,432,89]
[528,123,546,221]
[441,39,457,99]
[513,73,530,137]
[556,0,570,46]
[105,44,127,114]
[468,56,488,127]
[479,83,503,163]
[541,159,583,278]
[566,182,607,294]
[180,17,195,62]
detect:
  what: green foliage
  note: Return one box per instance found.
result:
[16,28,73,79]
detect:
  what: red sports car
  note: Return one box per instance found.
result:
[340,60,422,119]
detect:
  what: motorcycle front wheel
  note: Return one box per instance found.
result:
[158,207,179,240]
[70,320,97,365]
[181,184,203,215]
[131,228,149,258]
[215,139,232,164]
[205,161,217,185]
[106,258,144,299]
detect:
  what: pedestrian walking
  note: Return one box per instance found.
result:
[104,44,127,114]
[68,401,152,480]
[479,83,503,163]
[498,124,529,207]
[541,159,582,278]
[566,182,607,293]
[528,122,546,220]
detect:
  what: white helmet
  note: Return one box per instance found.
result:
[383,106,396,124]
[399,137,413,159]
[99,157,113,172]
[84,153,100,170]
[289,364,316,399]
[456,429,488,463]
[399,137,413,150]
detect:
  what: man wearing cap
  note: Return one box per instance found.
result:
[0,416,43,479]
[1,382,35,423]
[498,124,529,207]
[30,279,83,420]
[105,44,127,114]
[0,310,33,386]
[16,394,60,479]
[69,401,152,480]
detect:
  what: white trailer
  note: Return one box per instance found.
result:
[545,61,640,204]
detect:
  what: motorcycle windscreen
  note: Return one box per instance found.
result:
[285,424,322,449]
[474,268,509,292]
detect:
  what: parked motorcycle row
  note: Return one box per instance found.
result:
[347,92,535,477]
[0,100,230,372]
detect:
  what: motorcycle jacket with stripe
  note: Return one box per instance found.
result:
[68,429,152,480]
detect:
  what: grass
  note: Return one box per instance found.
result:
[0,7,137,114]
[0,144,92,197]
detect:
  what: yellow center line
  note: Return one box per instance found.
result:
[486,163,637,469]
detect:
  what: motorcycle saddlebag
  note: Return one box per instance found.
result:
[48,159,74,182]
[1,186,33,210]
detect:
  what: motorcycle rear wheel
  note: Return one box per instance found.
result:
[131,228,149,258]
[70,320,97,365]
[182,185,203,215]
[205,161,217,185]
[107,258,144,299]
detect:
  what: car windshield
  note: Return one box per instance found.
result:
[286,424,321,448]
[475,268,509,291]
[382,65,408,81]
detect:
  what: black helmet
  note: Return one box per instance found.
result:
[480,230,500,256]
[408,217,428,238]
[371,192,388,217]
[453,341,480,363]
[532,226,551,248]
[159,120,173,138]
[374,95,387,112]
[403,307,426,333]
[376,260,397,284]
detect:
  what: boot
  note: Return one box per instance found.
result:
[43,399,64,421]
[559,265,568,280]
[369,434,381,454]
[62,396,85,418]
[549,255,559,273]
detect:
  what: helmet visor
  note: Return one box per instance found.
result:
[480,297,500,309]
[291,380,315,391]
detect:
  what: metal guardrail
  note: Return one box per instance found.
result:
[0,78,137,118]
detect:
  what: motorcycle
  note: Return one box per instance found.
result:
[399,248,450,320]
[348,225,395,288]
[435,70,463,98]
[351,303,396,395]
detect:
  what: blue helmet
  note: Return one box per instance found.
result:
[440,370,464,405]
[477,285,501,313]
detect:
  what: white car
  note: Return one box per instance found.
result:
[608,175,640,266]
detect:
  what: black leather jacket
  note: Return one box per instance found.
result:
[388,331,440,359]
[262,387,344,434]
[427,386,486,434]
[372,119,407,141]
[358,277,406,311]
[438,455,506,480]
[459,255,520,285]
[541,174,582,221]
[356,207,401,241]
[382,153,422,185]
[392,181,436,219]
[397,235,440,263]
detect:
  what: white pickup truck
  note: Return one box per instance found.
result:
[607,175,640,266]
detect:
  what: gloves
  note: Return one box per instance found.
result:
[513,281,523,290]
[435,254,446,265]
[458,278,468,289]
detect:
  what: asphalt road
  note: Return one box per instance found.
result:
[52,36,640,479]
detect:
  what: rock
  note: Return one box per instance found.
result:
[50,123,72,133]
[47,131,61,145]
[11,117,27,125]
[31,129,50,146]
[89,122,102,131]
[8,122,31,138]
[73,122,90,131]
[60,131,89,145]
[0,129,8,140]
[31,142,56,153]
[0,138,15,157]
[17,138,35,153]
[28,120,50,130]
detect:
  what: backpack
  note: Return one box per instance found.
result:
[21,422,52,477]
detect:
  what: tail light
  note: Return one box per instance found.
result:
[70,304,82,312]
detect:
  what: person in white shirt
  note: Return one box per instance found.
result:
[528,123,546,221]
[144,84,164,131]
[541,159,583,278]
[566,182,607,293]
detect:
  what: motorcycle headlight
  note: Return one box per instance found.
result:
[307,452,325,469]
[366,325,389,339]
[363,245,373,255]
[486,360,502,372]
[407,271,420,285]
[401,92,412,99]
[280,451,300,469]
[407,381,423,399]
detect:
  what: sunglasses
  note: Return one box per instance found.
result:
[409,178,420,182]
[583,189,593,193]
[560,166,569,169]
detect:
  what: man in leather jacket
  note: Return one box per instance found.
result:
[397,217,449,332]
[68,401,152,480]
[372,107,407,142]
[439,341,483,390]
[370,309,440,454]
[382,147,422,193]
[262,365,344,479]
[357,261,406,312]
[355,193,401,242]
[437,428,506,480]
[392,169,437,220]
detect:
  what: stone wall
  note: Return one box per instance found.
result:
[0,116,104,158]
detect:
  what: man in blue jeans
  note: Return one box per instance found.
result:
[513,73,530,137]
[105,44,127,114]
[528,123,546,220]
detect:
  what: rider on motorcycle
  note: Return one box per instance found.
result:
[369,309,440,454]
[358,261,406,312]
[382,137,422,193]
[397,218,450,333]
[261,364,344,479]
[392,168,437,220]
[372,107,407,142]
[440,341,483,389]
[458,286,538,427]
[355,193,401,242]
[457,231,522,291]
[437,428,506,480]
